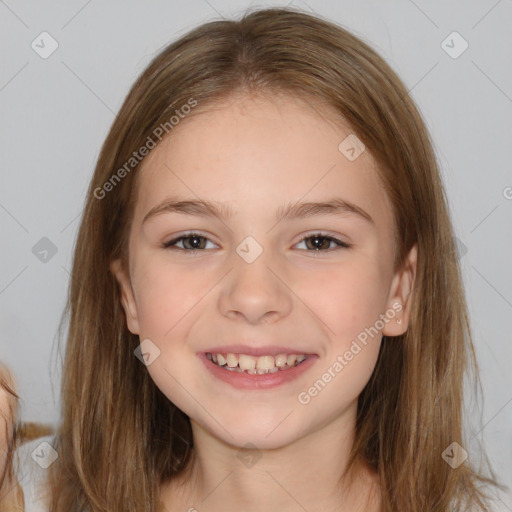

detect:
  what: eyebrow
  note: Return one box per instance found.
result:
[142,196,374,225]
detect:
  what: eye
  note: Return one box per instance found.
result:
[163,233,218,251]
[162,231,351,253]
[294,232,351,252]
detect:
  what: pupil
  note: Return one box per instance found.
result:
[310,236,327,250]
[190,236,201,248]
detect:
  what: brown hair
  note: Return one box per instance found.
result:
[48,7,505,511]
[0,364,23,510]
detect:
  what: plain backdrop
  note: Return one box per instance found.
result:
[1,0,511,489]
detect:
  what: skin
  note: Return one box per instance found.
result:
[112,92,417,512]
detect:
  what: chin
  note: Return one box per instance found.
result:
[196,411,307,451]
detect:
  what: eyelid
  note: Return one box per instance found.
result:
[162,231,218,249]
[162,230,352,252]
[294,231,352,252]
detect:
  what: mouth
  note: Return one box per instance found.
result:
[205,352,308,374]
[200,349,317,390]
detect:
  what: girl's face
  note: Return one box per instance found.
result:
[112,93,416,449]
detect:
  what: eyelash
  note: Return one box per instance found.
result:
[162,231,351,254]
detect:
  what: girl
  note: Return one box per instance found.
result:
[15,6,509,511]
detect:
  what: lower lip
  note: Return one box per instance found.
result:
[198,353,318,390]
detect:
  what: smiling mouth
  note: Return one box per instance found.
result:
[205,352,308,374]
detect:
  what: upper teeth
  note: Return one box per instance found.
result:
[206,352,307,373]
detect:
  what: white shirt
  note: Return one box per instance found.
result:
[13,435,512,511]
[13,435,54,512]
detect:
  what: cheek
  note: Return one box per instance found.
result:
[297,261,388,397]
[132,257,208,339]
[300,259,391,345]
[130,257,209,412]
[294,264,386,415]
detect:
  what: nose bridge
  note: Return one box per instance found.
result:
[218,240,292,324]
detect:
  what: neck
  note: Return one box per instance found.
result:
[160,405,381,512]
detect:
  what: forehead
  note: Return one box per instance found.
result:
[133,93,393,229]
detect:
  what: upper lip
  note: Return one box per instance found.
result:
[202,345,316,357]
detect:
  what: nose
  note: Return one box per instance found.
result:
[218,249,293,325]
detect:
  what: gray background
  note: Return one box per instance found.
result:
[1,0,511,490]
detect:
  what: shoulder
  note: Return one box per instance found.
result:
[13,434,56,512]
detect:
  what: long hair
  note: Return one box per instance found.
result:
[48,7,504,511]
[0,364,23,510]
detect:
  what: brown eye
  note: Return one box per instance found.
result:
[295,233,350,251]
[163,233,215,250]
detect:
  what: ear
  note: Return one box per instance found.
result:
[110,259,140,335]
[382,244,417,337]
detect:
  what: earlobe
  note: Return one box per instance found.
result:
[382,244,418,337]
[110,259,140,335]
